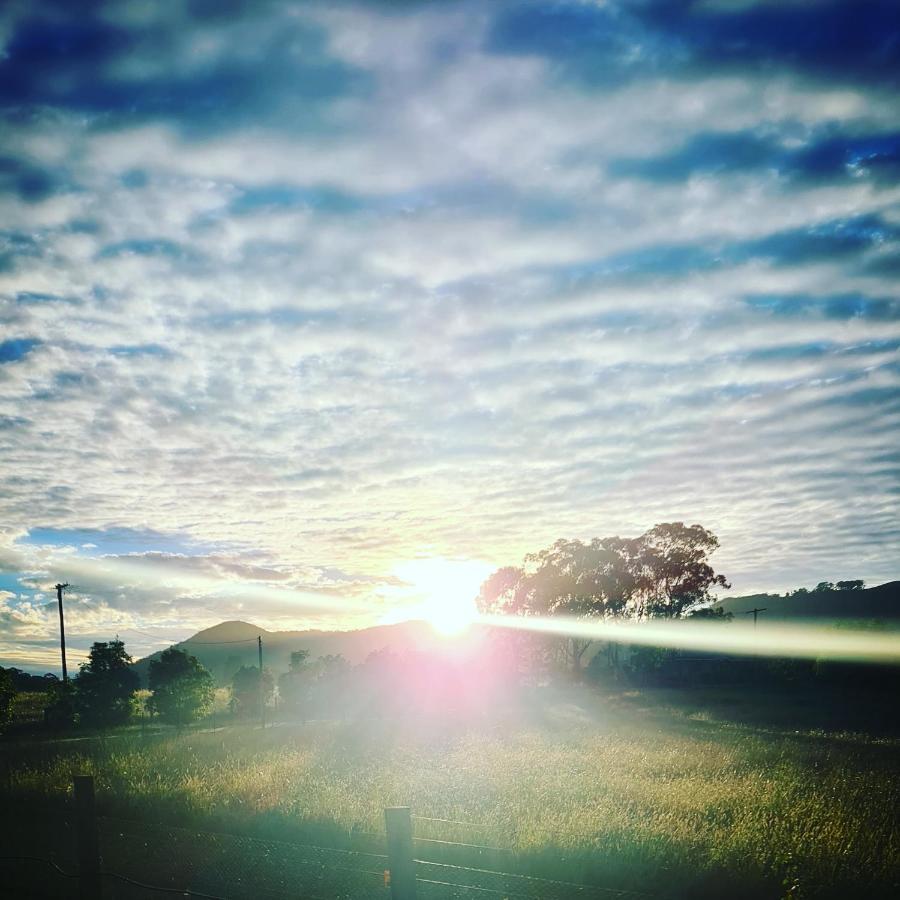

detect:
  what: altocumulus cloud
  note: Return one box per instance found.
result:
[0,0,898,668]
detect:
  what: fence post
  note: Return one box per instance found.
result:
[74,775,102,899]
[385,807,417,900]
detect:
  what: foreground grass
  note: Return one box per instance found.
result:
[2,687,898,899]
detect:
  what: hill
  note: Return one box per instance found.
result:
[132,618,443,686]
[716,580,900,623]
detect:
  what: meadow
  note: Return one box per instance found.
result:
[2,685,898,899]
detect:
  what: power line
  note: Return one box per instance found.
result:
[122,627,260,646]
[183,637,260,645]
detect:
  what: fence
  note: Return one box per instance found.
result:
[0,776,657,899]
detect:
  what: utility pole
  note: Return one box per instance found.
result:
[56,582,70,682]
[258,635,265,729]
[744,607,767,630]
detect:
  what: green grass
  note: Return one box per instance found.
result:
[2,686,898,899]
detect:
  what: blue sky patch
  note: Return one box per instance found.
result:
[0,338,40,363]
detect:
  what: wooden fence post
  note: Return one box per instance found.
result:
[385,807,417,900]
[74,775,102,899]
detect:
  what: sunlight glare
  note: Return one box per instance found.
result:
[393,557,492,636]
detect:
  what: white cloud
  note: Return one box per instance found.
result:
[0,0,897,667]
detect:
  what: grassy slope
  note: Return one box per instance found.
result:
[2,686,898,899]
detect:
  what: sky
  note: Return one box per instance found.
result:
[1,0,899,672]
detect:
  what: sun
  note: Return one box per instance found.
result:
[392,557,492,637]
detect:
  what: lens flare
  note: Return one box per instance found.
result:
[478,613,900,664]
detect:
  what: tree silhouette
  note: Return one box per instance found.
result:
[478,523,729,672]
[75,639,139,727]
[0,667,14,729]
[836,580,865,591]
[148,647,214,726]
[278,650,311,719]
[230,665,273,718]
[628,523,730,619]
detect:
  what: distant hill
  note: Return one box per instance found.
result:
[132,618,444,686]
[717,580,900,623]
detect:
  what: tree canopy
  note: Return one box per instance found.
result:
[0,667,14,728]
[278,649,311,717]
[477,523,730,671]
[75,639,140,727]
[148,647,214,726]
[230,665,274,718]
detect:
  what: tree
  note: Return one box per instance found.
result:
[230,665,273,718]
[477,523,729,674]
[309,654,351,712]
[628,523,730,619]
[476,566,529,615]
[477,566,553,677]
[75,639,140,727]
[278,650,311,719]
[815,582,835,592]
[687,606,733,620]
[0,667,14,729]
[44,680,77,729]
[836,580,864,591]
[526,538,635,670]
[148,647,214,726]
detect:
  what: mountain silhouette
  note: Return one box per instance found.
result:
[132,618,446,686]
[716,580,900,622]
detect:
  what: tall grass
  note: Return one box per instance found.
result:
[2,687,898,898]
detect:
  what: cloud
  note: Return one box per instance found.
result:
[490,1,900,90]
[0,0,898,669]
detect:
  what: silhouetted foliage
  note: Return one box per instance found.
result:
[148,647,214,726]
[0,667,59,692]
[688,606,733,620]
[0,666,14,728]
[44,680,77,729]
[222,653,243,686]
[230,665,274,718]
[75,639,140,727]
[310,654,351,709]
[836,579,865,591]
[478,523,730,671]
[278,649,311,719]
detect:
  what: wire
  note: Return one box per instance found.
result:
[416,876,531,898]
[100,870,224,898]
[181,637,260,645]
[0,855,77,879]
[123,627,260,646]
[414,859,656,898]
[124,627,191,643]
[99,816,390,862]
[414,836,512,853]
[0,856,223,898]
[413,815,493,829]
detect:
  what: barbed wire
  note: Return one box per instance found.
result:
[417,875,533,898]
[0,855,224,898]
[413,815,494,829]
[414,836,513,854]
[415,858,658,899]
[99,815,389,899]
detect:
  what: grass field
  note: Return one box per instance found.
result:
[2,685,898,899]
